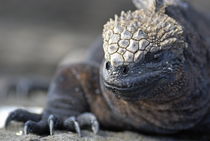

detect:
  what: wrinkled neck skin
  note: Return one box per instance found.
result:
[100,59,210,132]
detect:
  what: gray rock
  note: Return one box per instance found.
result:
[0,129,195,141]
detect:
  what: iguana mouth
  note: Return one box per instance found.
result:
[103,70,163,99]
[104,80,157,100]
[104,81,139,92]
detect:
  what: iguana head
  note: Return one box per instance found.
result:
[101,0,189,101]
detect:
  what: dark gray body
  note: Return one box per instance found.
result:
[45,3,210,134]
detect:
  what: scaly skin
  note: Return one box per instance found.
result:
[5,0,210,139]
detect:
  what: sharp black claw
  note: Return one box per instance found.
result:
[91,120,99,134]
[73,119,81,137]
[48,115,55,136]
[77,113,100,134]
[24,121,30,135]
[64,117,81,137]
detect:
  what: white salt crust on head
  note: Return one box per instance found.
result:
[102,9,186,67]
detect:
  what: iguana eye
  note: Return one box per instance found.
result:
[105,61,111,70]
[122,65,129,74]
[154,53,162,59]
[145,51,162,63]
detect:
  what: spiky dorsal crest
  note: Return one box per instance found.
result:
[132,0,165,13]
[132,0,188,13]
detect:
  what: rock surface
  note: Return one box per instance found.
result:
[0,128,194,141]
[0,122,205,141]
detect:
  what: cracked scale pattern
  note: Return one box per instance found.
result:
[102,9,187,67]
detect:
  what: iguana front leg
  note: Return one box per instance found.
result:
[5,63,118,136]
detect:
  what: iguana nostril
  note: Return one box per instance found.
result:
[105,61,111,70]
[122,65,129,74]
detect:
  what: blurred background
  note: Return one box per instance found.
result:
[0,0,134,77]
[0,0,209,130]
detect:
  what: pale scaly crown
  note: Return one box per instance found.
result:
[102,9,185,67]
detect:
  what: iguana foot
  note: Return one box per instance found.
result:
[5,109,99,137]
[46,113,99,137]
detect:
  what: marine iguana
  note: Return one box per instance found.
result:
[5,0,210,138]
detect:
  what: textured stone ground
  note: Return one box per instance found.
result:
[0,128,196,141]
